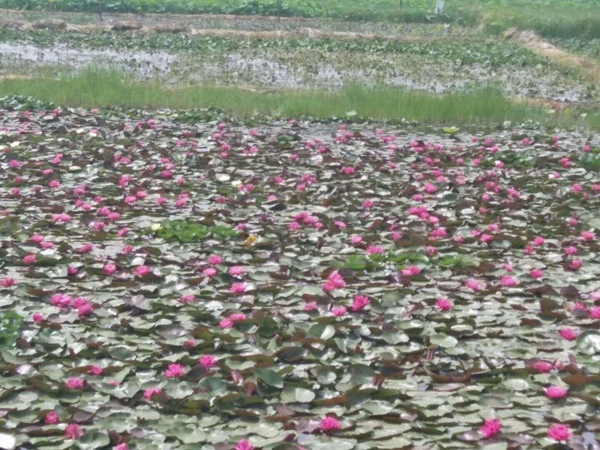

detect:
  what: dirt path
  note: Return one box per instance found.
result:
[0,13,480,43]
[504,28,600,82]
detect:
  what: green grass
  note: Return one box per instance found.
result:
[0,69,594,128]
[549,38,600,62]
[481,5,600,39]
[2,0,599,38]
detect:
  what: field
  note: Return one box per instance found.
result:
[1,1,600,450]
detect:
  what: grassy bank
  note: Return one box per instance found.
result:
[0,70,595,128]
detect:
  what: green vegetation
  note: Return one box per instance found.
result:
[0,0,476,18]
[2,0,600,38]
[480,5,600,39]
[550,38,600,62]
[332,252,479,271]
[0,28,550,69]
[0,69,589,127]
[0,312,23,348]
[480,151,537,170]
[156,220,241,243]
[579,153,600,172]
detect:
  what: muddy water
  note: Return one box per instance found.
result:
[0,41,593,102]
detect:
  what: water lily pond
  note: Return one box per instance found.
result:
[0,102,599,449]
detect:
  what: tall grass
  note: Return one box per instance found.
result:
[481,5,600,39]
[0,69,588,127]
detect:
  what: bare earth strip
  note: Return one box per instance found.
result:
[0,14,480,42]
[504,28,600,83]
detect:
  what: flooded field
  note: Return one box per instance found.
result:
[0,36,596,103]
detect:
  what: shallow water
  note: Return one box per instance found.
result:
[0,42,176,77]
[0,41,594,102]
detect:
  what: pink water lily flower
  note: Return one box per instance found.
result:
[479,418,502,439]
[199,354,218,369]
[332,306,347,317]
[135,265,151,276]
[208,255,223,265]
[203,267,218,277]
[530,269,544,279]
[143,387,163,400]
[65,423,84,440]
[304,302,318,311]
[230,313,247,322]
[570,259,583,270]
[560,328,579,340]
[1,278,17,288]
[401,266,421,276]
[90,365,104,376]
[235,439,255,450]
[350,235,363,245]
[352,295,371,311]
[531,360,553,373]
[564,246,578,255]
[229,266,245,276]
[32,313,45,323]
[581,231,595,241]
[219,319,233,328]
[230,283,247,294]
[545,386,568,399]
[184,339,196,348]
[424,183,437,193]
[501,275,519,287]
[436,297,453,311]
[51,294,72,308]
[366,245,385,255]
[79,243,94,253]
[480,234,494,243]
[181,294,196,304]
[23,254,37,264]
[465,278,484,291]
[548,424,572,442]
[65,378,85,390]
[45,411,59,424]
[320,416,341,431]
[164,364,186,378]
[323,271,346,292]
